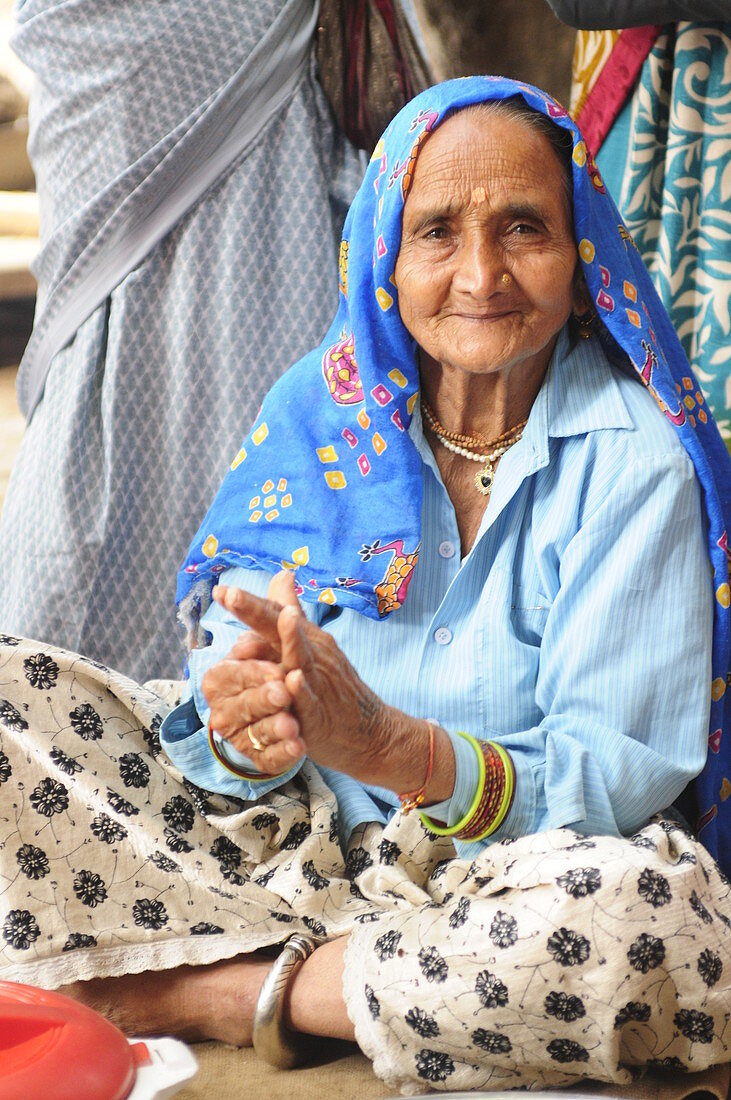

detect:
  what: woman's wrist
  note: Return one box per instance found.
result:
[355,704,456,805]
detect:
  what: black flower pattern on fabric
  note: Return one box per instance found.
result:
[49,747,83,775]
[255,868,275,888]
[647,1057,688,1073]
[0,751,12,784]
[374,929,402,961]
[302,916,326,939]
[328,814,339,843]
[0,633,19,646]
[405,1007,440,1038]
[449,897,470,930]
[209,836,242,870]
[547,1039,590,1064]
[150,852,181,873]
[475,969,509,1008]
[546,927,590,967]
[30,777,69,817]
[24,653,59,690]
[162,795,195,833]
[430,858,451,880]
[69,703,103,740]
[252,811,279,831]
[62,932,97,951]
[697,948,722,988]
[556,867,601,898]
[472,1029,512,1055]
[365,984,380,1019]
[107,788,140,817]
[142,713,162,758]
[90,813,128,844]
[190,922,224,935]
[354,912,380,924]
[629,834,657,851]
[164,828,193,853]
[3,909,40,949]
[182,778,212,816]
[674,1009,714,1044]
[637,867,672,908]
[545,991,586,1022]
[270,911,294,923]
[118,752,151,789]
[302,860,330,891]
[489,910,518,948]
[627,933,666,973]
[281,820,310,850]
[419,945,448,983]
[378,838,400,865]
[415,1049,455,1083]
[689,891,713,925]
[614,1001,651,1028]
[222,869,247,886]
[133,898,169,930]
[345,846,373,880]
[16,844,49,880]
[0,699,28,732]
[677,851,697,865]
[73,870,108,907]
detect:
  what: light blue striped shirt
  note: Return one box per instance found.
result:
[161,328,712,856]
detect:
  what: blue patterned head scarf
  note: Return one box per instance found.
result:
[178,77,731,868]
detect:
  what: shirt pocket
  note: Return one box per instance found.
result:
[510,582,550,647]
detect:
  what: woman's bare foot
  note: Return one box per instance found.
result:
[59,953,273,1045]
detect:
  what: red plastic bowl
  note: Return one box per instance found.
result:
[0,980,138,1100]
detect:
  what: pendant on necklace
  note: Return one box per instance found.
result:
[475,460,494,496]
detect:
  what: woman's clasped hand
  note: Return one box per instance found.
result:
[204,572,455,804]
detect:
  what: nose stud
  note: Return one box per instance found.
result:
[501,272,513,287]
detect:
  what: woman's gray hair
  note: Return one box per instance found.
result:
[458,98,575,213]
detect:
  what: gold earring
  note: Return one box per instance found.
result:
[501,273,512,287]
[573,308,596,339]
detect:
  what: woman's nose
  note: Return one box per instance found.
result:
[453,237,505,297]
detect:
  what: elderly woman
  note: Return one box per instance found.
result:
[0,78,729,1093]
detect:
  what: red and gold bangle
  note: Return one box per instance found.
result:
[398,721,436,814]
[420,733,515,840]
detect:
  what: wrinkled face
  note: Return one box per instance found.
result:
[393,109,581,386]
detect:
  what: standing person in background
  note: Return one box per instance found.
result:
[0,0,427,681]
[546,0,731,448]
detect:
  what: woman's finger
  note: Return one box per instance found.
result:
[208,677,293,737]
[212,585,284,645]
[228,633,280,664]
[277,605,312,674]
[224,709,304,764]
[266,569,304,611]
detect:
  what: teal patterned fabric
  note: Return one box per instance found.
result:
[597,22,731,449]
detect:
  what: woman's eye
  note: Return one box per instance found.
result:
[512,222,537,235]
[424,225,450,241]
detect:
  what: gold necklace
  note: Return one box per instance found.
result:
[422,400,527,497]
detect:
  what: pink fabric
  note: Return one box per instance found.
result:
[576,25,663,156]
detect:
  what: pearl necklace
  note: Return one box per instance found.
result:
[421,400,527,497]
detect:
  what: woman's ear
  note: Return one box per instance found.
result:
[572,267,592,317]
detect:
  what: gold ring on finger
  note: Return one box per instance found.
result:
[247,724,266,752]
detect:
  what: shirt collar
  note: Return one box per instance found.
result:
[523,325,634,470]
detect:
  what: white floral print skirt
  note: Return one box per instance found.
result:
[0,637,728,1092]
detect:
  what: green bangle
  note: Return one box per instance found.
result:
[468,741,515,841]
[419,731,486,837]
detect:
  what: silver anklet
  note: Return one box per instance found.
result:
[252,932,318,1068]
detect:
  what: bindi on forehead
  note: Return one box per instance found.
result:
[471,186,487,206]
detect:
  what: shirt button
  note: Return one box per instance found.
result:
[438,540,455,559]
[434,626,452,646]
